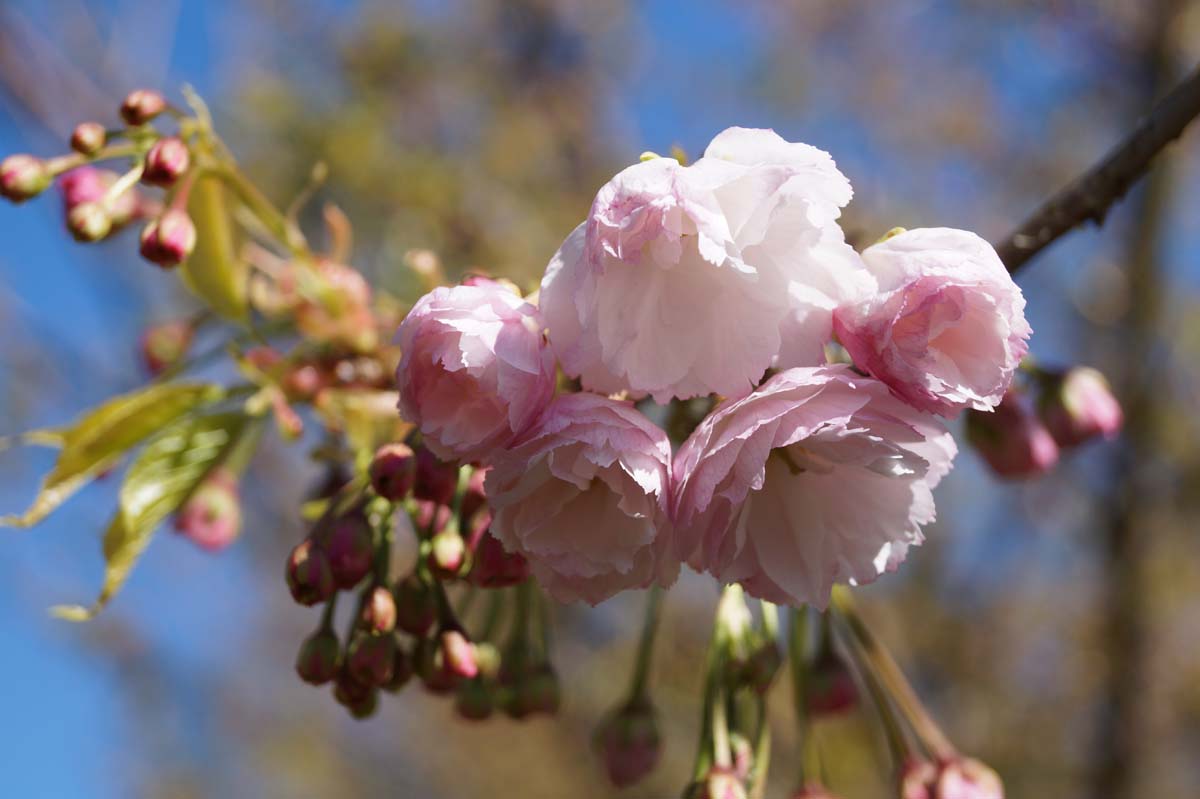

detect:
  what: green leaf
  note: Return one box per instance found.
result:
[181,174,248,323]
[1,383,225,529]
[51,411,257,621]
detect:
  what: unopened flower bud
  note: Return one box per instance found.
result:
[936,758,1004,799]
[59,167,141,227]
[381,641,414,693]
[899,759,939,799]
[414,448,458,505]
[139,319,194,376]
[1037,366,1123,448]
[323,512,375,590]
[295,627,340,685]
[139,210,196,268]
[469,529,530,588]
[429,527,467,579]
[807,651,857,716]
[455,677,495,721]
[120,89,167,125]
[286,539,335,606]
[333,667,379,719]
[393,576,437,636]
[347,630,397,686]
[1,154,51,202]
[142,136,190,186]
[965,392,1058,479]
[693,766,747,799]
[369,443,417,500]
[283,364,324,401]
[173,468,241,551]
[70,122,107,155]
[413,500,452,535]
[437,629,479,681]
[593,699,661,788]
[67,201,112,242]
[360,585,397,635]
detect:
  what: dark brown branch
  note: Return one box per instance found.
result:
[995,61,1200,274]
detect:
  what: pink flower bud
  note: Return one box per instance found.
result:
[66,201,113,242]
[283,363,325,400]
[454,678,495,721]
[1,154,51,202]
[393,576,437,636]
[966,391,1059,479]
[70,122,107,156]
[322,513,375,590]
[120,89,167,125]
[59,167,142,227]
[360,585,397,635]
[593,699,662,788]
[347,630,397,686]
[368,443,417,501]
[437,629,479,680]
[1037,366,1122,447]
[295,628,341,685]
[413,500,452,536]
[429,528,467,579]
[139,320,194,376]
[173,469,240,551]
[286,539,335,606]
[414,448,458,505]
[935,758,1004,799]
[806,651,858,716]
[693,766,747,799]
[139,210,196,268]
[381,643,414,693]
[142,136,190,186]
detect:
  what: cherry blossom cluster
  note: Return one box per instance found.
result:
[394,126,1034,610]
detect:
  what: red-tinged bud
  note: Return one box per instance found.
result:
[295,627,341,685]
[593,699,661,788]
[369,443,417,501]
[469,529,530,588]
[283,364,324,401]
[286,539,335,606]
[393,576,437,637]
[965,392,1059,479]
[360,585,397,635]
[899,759,939,799]
[173,469,240,551]
[120,89,167,125]
[415,636,458,694]
[935,758,1004,799]
[413,500,452,536]
[142,136,190,187]
[429,528,467,579]
[347,630,397,686]
[807,651,858,716]
[729,732,753,781]
[333,667,379,719]
[692,766,747,799]
[381,640,414,693]
[59,167,141,227]
[437,629,479,681]
[414,448,458,505]
[1,154,51,202]
[67,201,113,242]
[139,320,194,376]
[1037,366,1123,448]
[455,677,495,721]
[323,512,375,589]
[70,122,107,156]
[139,209,196,268]
[244,345,283,372]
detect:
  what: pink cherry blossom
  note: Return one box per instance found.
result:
[396,282,556,463]
[673,365,955,609]
[540,127,867,402]
[484,393,677,605]
[833,228,1031,417]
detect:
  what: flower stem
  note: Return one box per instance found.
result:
[628,586,664,702]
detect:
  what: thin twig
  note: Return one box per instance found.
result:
[995,62,1200,274]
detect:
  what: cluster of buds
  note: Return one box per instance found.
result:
[966,362,1122,479]
[285,443,547,723]
[1,89,198,267]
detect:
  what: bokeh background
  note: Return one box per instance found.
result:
[2,1,1200,797]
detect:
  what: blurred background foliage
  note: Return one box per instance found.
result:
[1,1,1200,797]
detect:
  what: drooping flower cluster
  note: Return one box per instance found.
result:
[394,126,1032,609]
